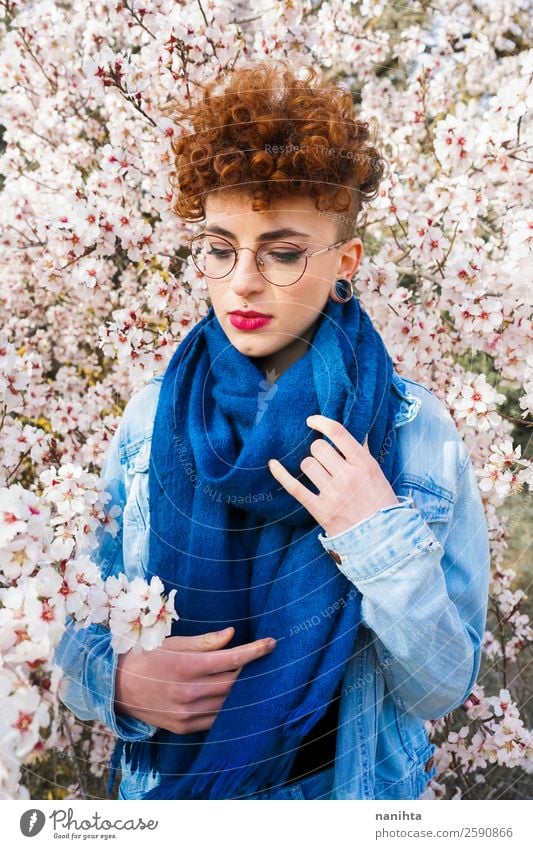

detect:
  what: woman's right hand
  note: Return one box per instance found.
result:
[114,627,276,734]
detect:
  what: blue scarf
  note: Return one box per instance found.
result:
[136,295,402,799]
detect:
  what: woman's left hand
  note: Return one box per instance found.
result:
[267,414,399,538]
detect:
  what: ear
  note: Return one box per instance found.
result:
[338,238,363,280]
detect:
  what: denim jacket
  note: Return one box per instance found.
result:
[54,370,490,800]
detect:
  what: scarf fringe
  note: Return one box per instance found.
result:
[107,738,125,796]
[141,697,338,800]
[142,745,297,800]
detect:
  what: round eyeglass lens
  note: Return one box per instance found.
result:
[190,235,307,286]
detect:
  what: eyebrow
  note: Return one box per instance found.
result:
[205,224,312,241]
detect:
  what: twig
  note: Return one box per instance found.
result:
[62,713,88,799]
[123,1,156,38]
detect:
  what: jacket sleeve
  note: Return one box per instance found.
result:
[53,422,158,741]
[317,447,490,720]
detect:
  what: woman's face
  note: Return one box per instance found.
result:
[201,191,363,376]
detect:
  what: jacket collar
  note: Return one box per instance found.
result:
[391,372,421,428]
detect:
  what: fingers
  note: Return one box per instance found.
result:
[306,415,369,465]
[178,714,220,734]
[212,637,276,674]
[164,632,276,678]
[268,457,319,513]
[307,438,345,476]
[172,627,236,653]
[300,455,332,492]
[114,633,274,734]
[159,711,222,735]
[173,695,228,717]
[181,667,244,699]
[268,418,371,508]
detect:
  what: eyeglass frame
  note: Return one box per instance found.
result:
[188,232,353,287]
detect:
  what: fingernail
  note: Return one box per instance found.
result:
[266,639,277,649]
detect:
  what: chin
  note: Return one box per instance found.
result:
[226,327,276,351]
[235,342,267,358]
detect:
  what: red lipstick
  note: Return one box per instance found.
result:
[228,310,273,331]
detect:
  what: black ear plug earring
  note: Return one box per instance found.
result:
[330,278,353,303]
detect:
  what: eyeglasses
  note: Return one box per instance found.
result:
[188,233,351,287]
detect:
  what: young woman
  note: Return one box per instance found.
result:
[54,60,490,801]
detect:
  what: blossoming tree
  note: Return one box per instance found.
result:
[0,0,532,799]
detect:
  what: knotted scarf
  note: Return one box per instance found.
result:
[136,294,403,799]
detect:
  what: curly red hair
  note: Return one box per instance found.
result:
[166,59,386,241]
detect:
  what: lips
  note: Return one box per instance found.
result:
[229,310,272,318]
[228,312,273,331]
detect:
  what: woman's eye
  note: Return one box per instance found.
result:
[269,251,303,264]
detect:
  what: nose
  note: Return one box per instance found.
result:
[227,247,266,299]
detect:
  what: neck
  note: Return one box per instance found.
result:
[251,318,319,380]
